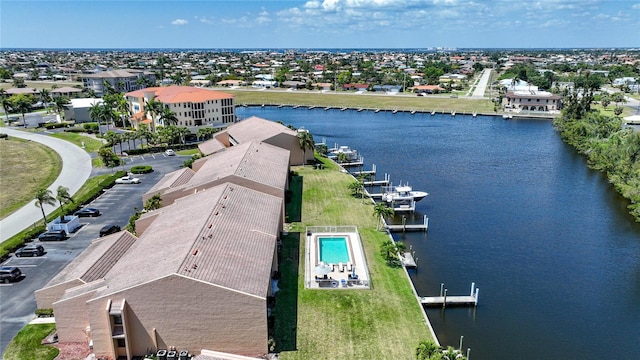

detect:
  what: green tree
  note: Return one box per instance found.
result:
[0,89,12,121]
[159,107,178,127]
[197,126,216,141]
[39,88,51,113]
[298,131,315,166]
[373,202,394,231]
[144,97,164,132]
[416,340,440,360]
[55,186,73,222]
[9,93,36,128]
[52,96,70,119]
[614,106,624,116]
[34,188,56,225]
[98,146,120,168]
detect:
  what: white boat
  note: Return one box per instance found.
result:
[383,184,429,203]
[328,145,359,161]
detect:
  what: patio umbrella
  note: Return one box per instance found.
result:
[314,263,333,276]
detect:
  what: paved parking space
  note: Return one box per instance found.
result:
[0,156,184,353]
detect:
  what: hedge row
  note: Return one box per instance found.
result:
[130,165,153,174]
[0,170,127,261]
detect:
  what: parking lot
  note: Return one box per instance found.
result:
[0,155,185,353]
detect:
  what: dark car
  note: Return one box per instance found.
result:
[15,244,45,257]
[38,230,67,241]
[74,207,101,217]
[99,224,121,237]
[0,266,22,283]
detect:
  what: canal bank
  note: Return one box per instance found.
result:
[240,106,640,360]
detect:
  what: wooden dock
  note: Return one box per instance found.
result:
[387,215,429,232]
[351,164,377,177]
[400,251,417,268]
[420,283,479,308]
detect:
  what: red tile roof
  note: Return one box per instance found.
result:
[126,86,233,104]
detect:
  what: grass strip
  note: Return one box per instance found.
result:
[48,132,103,153]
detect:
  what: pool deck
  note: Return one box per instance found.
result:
[305,227,370,289]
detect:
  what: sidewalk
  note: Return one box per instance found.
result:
[0,128,92,242]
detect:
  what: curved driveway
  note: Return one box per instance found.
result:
[0,128,92,242]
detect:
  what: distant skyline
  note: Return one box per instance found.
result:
[1,0,639,49]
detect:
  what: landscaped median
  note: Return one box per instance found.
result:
[275,156,433,359]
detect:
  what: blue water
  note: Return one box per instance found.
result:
[319,237,350,264]
[237,107,640,360]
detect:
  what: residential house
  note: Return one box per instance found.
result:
[503,91,562,112]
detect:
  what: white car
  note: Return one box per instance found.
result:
[115,175,141,184]
[165,149,175,156]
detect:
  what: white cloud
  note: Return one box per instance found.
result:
[632,3,640,9]
[171,19,188,25]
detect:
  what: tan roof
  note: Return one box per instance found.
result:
[225,116,297,144]
[198,138,227,156]
[97,183,282,298]
[40,231,137,290]
[163,141,288,200]
[51,87,83,93]
[6,87,38,95]
[125,85,233,103]
[81,69,142,79]
[144,167,195,200]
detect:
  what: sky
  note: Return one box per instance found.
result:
[1,0,639,49]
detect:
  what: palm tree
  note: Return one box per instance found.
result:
[159,107,179,127]
[144,97,163,132]
[34,188,56,225]
[0,89,12,121]
[39,88,51,113]
[373,202,394,230]
[197,127,216,141]
[298,131,315,166]
[52,96,70,119]
[175,126,191,144]
[10,94,36,128]
[89,102,106,135]
[416,340,440,360]
[55,186,73,222]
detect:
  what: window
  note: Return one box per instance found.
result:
[117,339,126,348]
[113,315,122,325]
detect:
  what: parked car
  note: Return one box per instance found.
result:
[0,266,23,283]
[99,224,121,237]
[38,230,67,241]
[15,244,45,257]
[74,207,101,217]
[165,149,176,156]
[115,175,141,184]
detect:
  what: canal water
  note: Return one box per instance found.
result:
[238,107,640,360]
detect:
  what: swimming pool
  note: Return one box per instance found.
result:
[318,236,350,264]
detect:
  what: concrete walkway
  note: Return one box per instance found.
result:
[471,68,492,98]
[0,128,92,242]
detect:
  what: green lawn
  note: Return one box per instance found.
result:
[48,132,104,153]
[226,89,495,115]
[2,323,59,360]
[275,157,432,359]
[0,137,62,220]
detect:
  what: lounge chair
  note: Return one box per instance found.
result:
[347,262,353,272]
[339,262,345,272]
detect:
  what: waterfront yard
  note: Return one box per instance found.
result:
[0,137,61,220]
[275,157,432,359]
[225,88,495,115]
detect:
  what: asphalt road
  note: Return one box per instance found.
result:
[0,127,93,242]
[0,154,185,355]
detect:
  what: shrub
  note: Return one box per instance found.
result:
[0,133,8,139]
[35,308,54,317]
[63,127,87,133]
[83,123,99,132]
[130,165,153,174]
[43,122,71,129]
